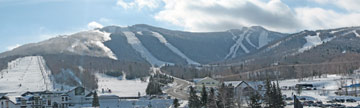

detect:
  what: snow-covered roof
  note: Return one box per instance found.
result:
[193,77,218,83]
[224,81,243,87]
[241,81,265,91]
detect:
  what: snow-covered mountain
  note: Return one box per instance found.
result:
[0,24,287,66]
[232,26,360,65]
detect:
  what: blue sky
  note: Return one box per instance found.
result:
[1,0,360,53]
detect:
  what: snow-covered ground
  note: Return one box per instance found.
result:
[99,97,173,108]
[67,30,118,60]
[151,32,200,65]
[245,31,257,49]
[0,56,54,102]
[280,74,360,107]
[122,31,172,66]
[96,73,148,97]
[298,32,323,53]
[258,31,269,48]
[225,30,249,59]
[354,30,360,37]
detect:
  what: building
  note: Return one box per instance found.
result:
[193,77,220,92]
[0,93,16,108]
[15,86,94,108]
[224,81,265,106]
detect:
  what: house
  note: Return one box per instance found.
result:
[15,86,94,108]
[193,77,220,92]
[224,81,265,105]
[64,86,94,107]
[0,93,16,108]
[233,81,265,97]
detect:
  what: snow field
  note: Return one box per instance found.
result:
[96,73,148,97]
[0,56,54,102]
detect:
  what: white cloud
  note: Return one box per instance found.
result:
[87,21,104,29]
[6,44,21,51]
[313,0,360,12]
[151,0,360,33]
[155,0,301,32]
[116,0,161,10]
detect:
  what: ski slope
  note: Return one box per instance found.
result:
[122,31,172,66]
[67,30,117,60]
[298,33,323,53]
[96,73,148,97]
[225,30,250,59]
[0,56,54,101]
[258,31,269,48]
[245,31,257,49]
[354,30,360,37]
[151,32,200,65]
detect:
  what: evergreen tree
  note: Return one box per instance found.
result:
[264,79,272,107]
[207,88,217,108]
[271,82,278,108]
[201,84,208,107]
[146,79,162,95]
[249,92,262,108]
[92,91,100,107]
[276,81,285,108]
[173,98,180,108]
[217,83,226,108]
[188,86,201,108]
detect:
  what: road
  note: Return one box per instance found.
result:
[164,77,191,100]
[151,67,191,100]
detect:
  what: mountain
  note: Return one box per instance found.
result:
[1,24,360,88]
[234,26,360,65]
[0,24,287,66]
[214,26,360,81]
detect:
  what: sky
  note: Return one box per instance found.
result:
[0,0,360,53]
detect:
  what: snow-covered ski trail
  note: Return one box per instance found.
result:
[224,30,250,60]
[151,32,200,65]
[122,31,172,66]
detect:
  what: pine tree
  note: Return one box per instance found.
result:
[271,82,278,108]
[207,88,217,108]
[249,92,262,108]
[276,81,285,108]
[173,98,180,108]
[264,79,272,107]
[201,84,208,107]
[146,79,163,95]
[92,91,100,107]
[188,86,201,108]
[217,83,226,108]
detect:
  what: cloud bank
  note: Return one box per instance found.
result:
[118,0,360,33]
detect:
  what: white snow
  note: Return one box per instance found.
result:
[151,32,200,65]
[330,29,344,34]
[354,30,360,37]
[0,56,54,102]
[137,31,143,35]
[96,73,148,97]
[122,31,172,66]
[280,74,360,107]
[258,31,269,48]
[225,30,250,59]
[67,30,117,60]
[61,69,82,85]
[244,31,257,49]
[298,33,323,53]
